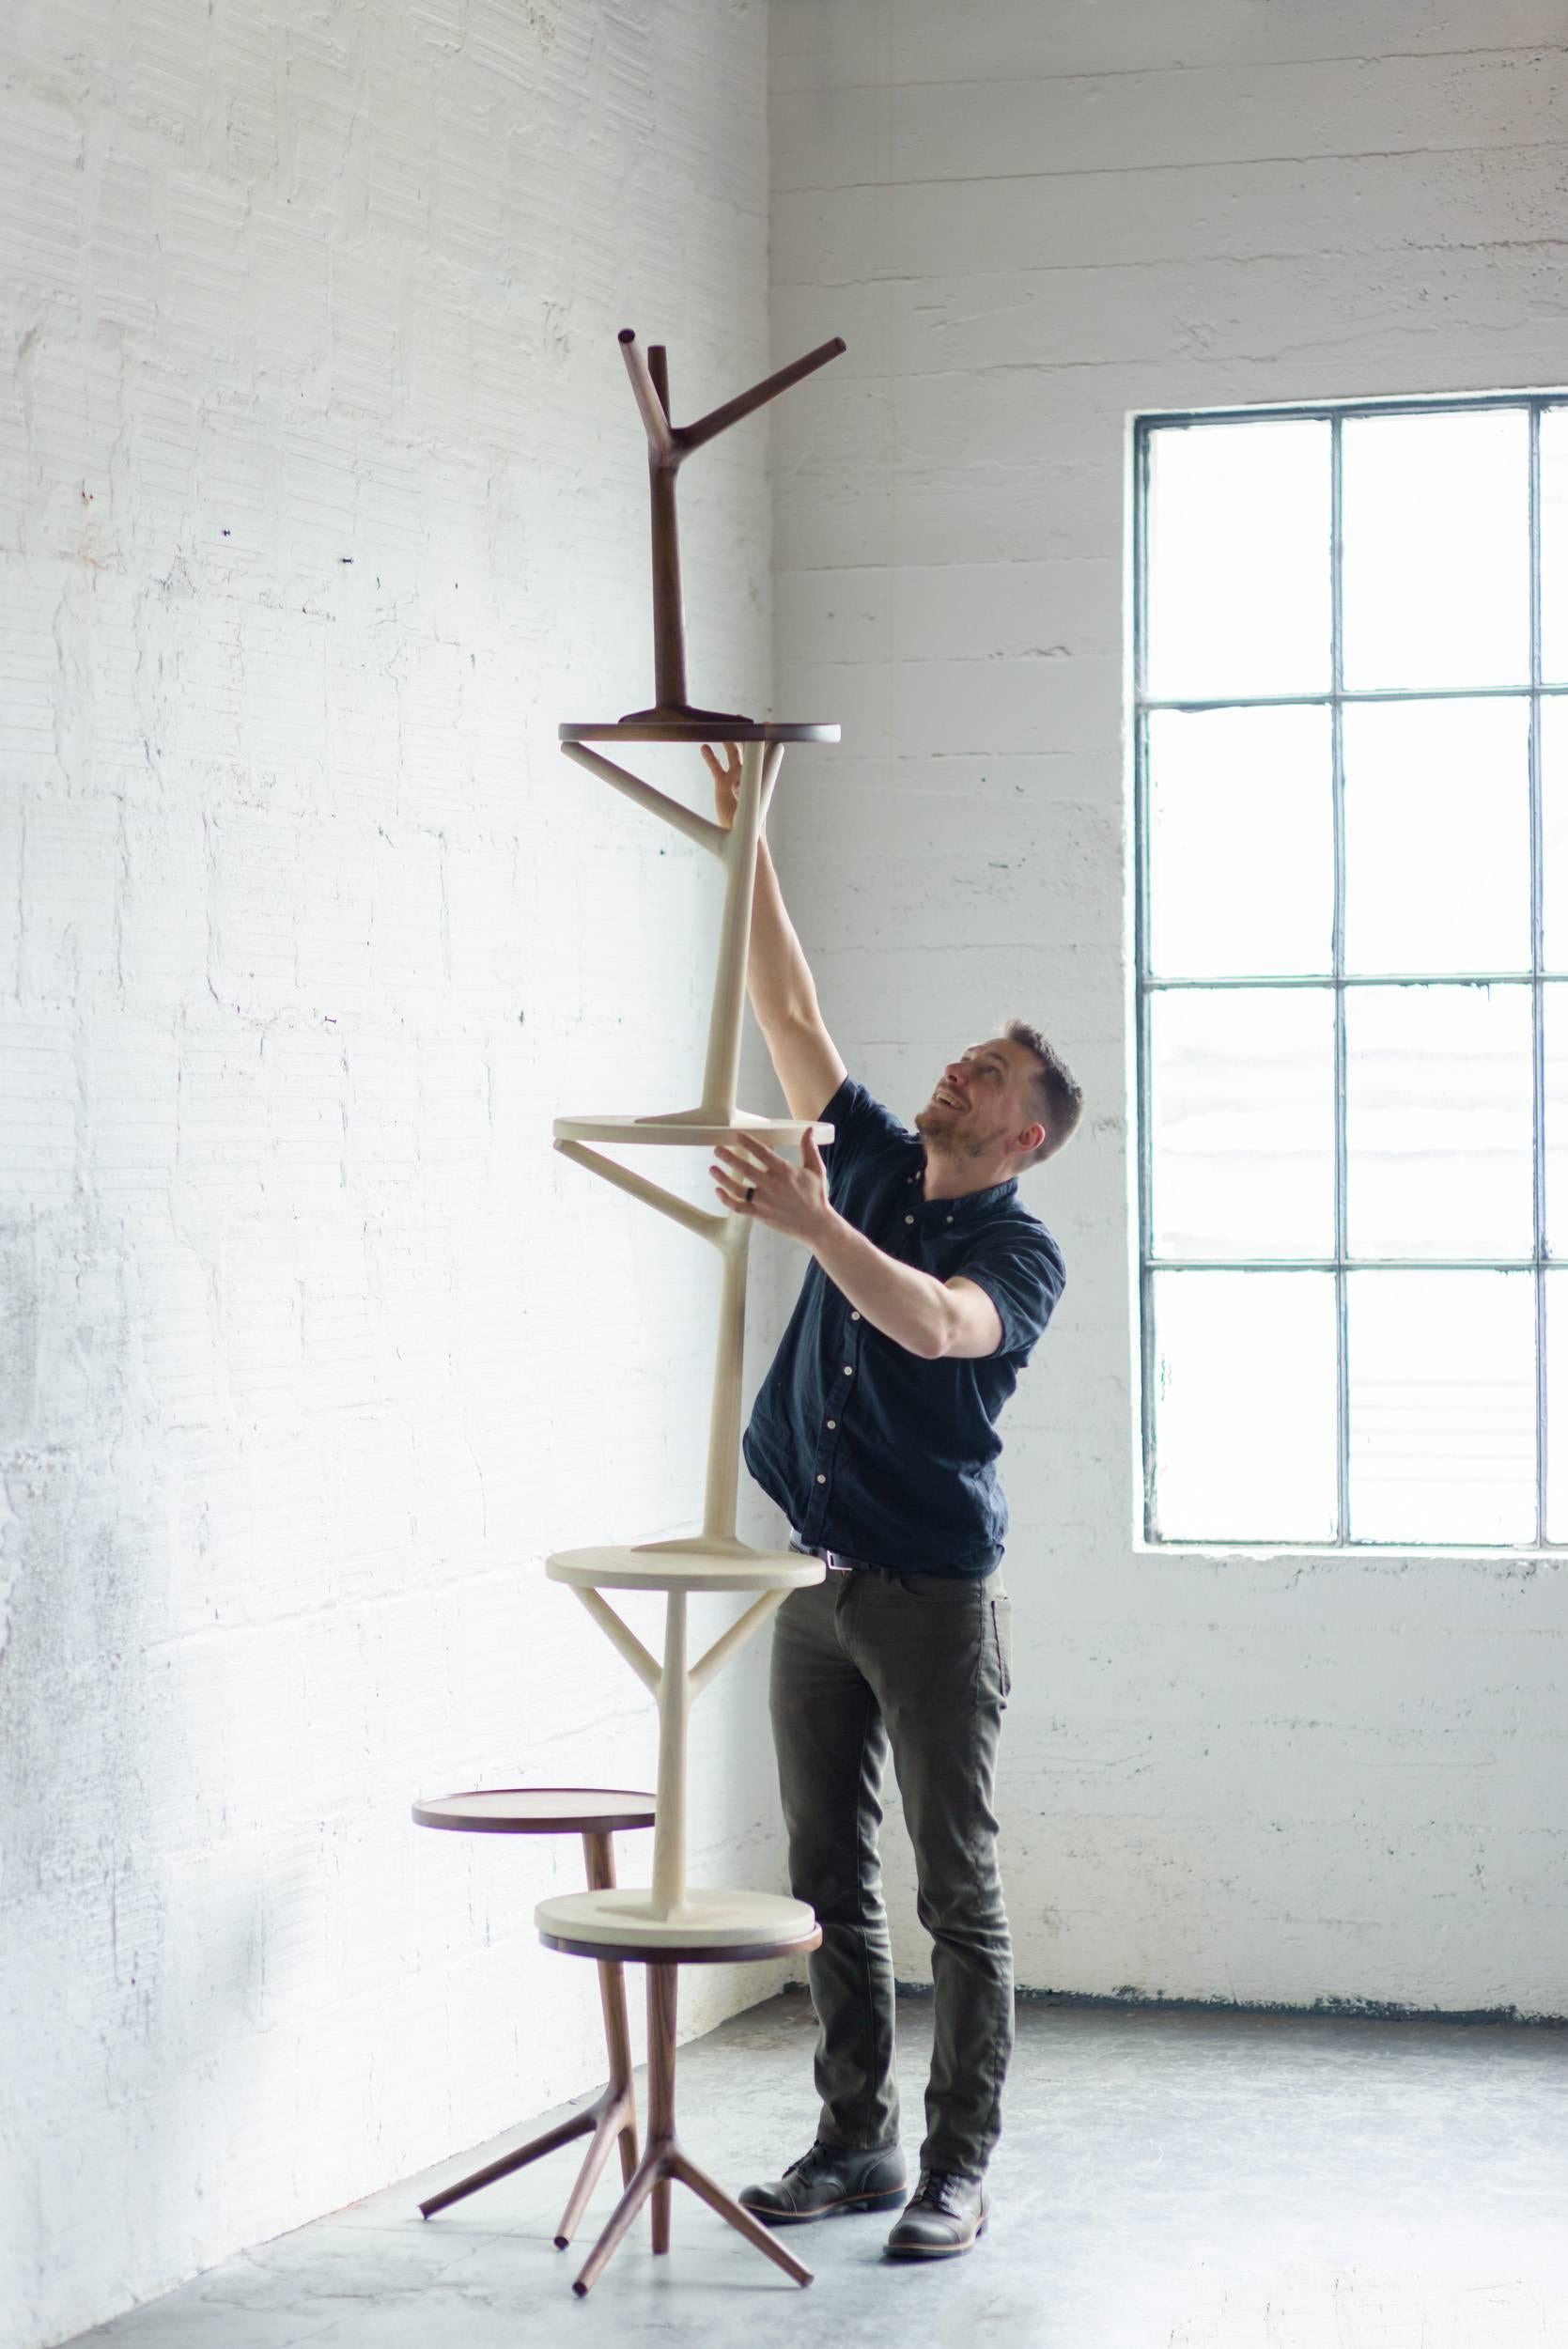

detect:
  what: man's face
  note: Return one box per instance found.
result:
[914,1037,1045,1162]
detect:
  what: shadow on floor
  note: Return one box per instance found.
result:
[71,1989,1568,2349]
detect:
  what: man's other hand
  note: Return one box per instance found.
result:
[701,740,742,831]
[710,1132,833,1245]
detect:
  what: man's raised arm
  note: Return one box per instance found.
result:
[703,742,847,1124]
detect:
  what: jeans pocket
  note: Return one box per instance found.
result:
[988,1595,1013,1702]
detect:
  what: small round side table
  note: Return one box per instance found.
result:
[537,1910,823,2297]
[411,1786,656,2248]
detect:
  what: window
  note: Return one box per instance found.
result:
[1134,397,1568,1548]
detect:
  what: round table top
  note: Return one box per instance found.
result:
[554,1112,833,1150]
[537,1885,823,1964]
[411,1787,657,1836]
[559,720,840,745]
[539,1921,824,1966]
[547,1543,827,1595]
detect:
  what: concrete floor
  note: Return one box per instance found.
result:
[70,1989,1568,2349]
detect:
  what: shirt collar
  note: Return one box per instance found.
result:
[904,1147,1018,1220]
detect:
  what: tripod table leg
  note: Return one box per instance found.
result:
[584,1829,640,2189]
[419,2103,595,2218]
[646,1962,678,2254]
[570,1950,815,2294]
[669,2152,814,2287]
[571,2148,663,2298]
[552,2087,639,2249]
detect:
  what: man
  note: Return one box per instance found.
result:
[700,742,1083,2261]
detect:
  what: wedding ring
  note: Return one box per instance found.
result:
[744,1183,755,1202]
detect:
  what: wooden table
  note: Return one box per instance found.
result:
[411,1787,655,2247]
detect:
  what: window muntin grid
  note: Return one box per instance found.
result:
[1133,395,1567,1549]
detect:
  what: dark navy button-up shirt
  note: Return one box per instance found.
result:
[742,1075,1066,1578]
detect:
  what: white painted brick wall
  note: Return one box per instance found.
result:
[768,0,1568,2018]
[0,3,786,2342]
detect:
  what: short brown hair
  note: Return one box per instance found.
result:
[1002,1018,1083,1169]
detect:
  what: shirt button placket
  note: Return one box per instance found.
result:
[820,1303,857,1508]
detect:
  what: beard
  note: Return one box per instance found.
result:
[915,1099,1010,1160]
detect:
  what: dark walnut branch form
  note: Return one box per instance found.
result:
[617,328,846,728]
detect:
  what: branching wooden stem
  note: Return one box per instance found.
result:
[615,329,846,723]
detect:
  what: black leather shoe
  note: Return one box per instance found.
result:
[738,2139,908,2225]
[884,2168,988,2258]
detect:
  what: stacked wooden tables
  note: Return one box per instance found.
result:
[536,328,845,2295]
[540,723,832,2294]
[411,1788,654,2248]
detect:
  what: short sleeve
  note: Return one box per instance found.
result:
[818,1075,917,1203]
[955,1223,1066,1358]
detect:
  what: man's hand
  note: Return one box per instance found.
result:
[715,1135,1003,1359]
[702,741,742,832]
[711,1132,835,1246]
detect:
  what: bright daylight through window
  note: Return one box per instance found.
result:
[1134,398,1568,1548]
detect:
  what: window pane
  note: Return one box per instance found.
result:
[1147,706,1332,978]
[1151,989,1335,1259]
[1348,1271,1536,1544]
[1548,1272,1568,1542]
[1146,420,1329,701]
[1341,409,1529,691]
[1343,698,1530,976]
[1548,982,1568,1260]
[1542,697,1568,975]
[1345,985,1534,1260]
[1540,407,1568,686]
[1152,1271,1338,1541]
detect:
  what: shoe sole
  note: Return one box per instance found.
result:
[883,2215,988,2260]
[740,2186,908,2227]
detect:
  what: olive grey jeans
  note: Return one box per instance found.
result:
[768,1563,1014,2179]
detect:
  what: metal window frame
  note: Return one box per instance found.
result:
[1133,391,1564,1552]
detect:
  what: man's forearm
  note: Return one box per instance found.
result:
[711,1134,1003,1359]
[747,838,823,1034]
[810,1209,958,1361]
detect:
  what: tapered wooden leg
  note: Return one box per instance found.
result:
[650,2173,672,2253]
[425,1828,641,2237]
[646,1963,677,2254]
[601,1962,639,2193]
[571,2149,662,2298]
[570,1957,814,2295]
[551,2088,638,2248]
[584,1831,639,2192]
[419,2104,596,2217]
[668,2150,814,2286]
[574,1963,679,2295]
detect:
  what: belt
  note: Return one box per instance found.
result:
[791,1539,901,1579]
